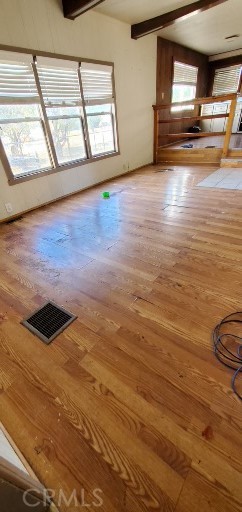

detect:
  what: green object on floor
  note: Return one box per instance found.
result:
[102,192,110,198]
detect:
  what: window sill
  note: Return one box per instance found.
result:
[8,150,120,186]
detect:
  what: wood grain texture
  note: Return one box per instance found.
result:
[164,134,242,149]
[157,135,242,164]
[62,0,106,20]
[0,164,242,511]
[157,147,223,164]
[156,37,209,147]
[131,0,228,39]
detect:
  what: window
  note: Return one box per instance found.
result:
[171,61,198,112]
[80,63,117,156]
[86,104,115,156]
[0,50,118,183]
[37,58,87,165]
[0,52,52,177]
[212,65,241,96]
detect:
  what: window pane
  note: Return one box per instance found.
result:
[87,113,115,156]
[172,84,196,103]
[171,85,196,112]
[46,106,81,118]
[85,104,112,114]
[0,120,52,176]
[49,117,86,164]
[0,104,40,120]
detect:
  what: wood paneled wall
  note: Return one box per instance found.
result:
[156,37,209,146]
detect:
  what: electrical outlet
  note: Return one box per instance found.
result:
[5,202,13,213]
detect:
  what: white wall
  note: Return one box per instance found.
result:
[0,0,157,221]
[0,428,28,474]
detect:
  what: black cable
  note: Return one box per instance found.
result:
[213,312,242,400]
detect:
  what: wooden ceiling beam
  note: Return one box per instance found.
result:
[62,0,106,20]
[131,0,229,39]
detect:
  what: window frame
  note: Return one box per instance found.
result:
[0,114,54,177]
[0,45,120,185]
[86,106,117,157]
[212,65,242,96]
[171,60,198,113]
[48,113,88,165]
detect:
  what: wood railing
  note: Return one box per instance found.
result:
[152,93,239,164]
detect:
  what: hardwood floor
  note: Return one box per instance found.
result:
[158,135,242,166]
[167,134,242,149]
[0,164,242,511]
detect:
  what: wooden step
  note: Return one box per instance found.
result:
[157,147,222,164]
[220,158,242,168]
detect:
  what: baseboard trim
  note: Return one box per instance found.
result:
[0,163,152,225]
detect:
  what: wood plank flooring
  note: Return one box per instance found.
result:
[158,135,242,165]
[167,134,242,149]
[0,164,242,511]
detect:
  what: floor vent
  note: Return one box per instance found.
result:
[21,301,77,344]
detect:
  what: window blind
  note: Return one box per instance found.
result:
[36,57,81,106]
[0,51,39,103]
[212,65,241,96]
[173,61,198,85]
[80,62,113,103]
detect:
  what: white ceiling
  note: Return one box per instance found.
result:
[96,0,198,25]
[95,0,242,56]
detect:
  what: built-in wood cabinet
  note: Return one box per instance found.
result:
[232,104,242,133]
[201,104,214,132]
[201,101,242,133]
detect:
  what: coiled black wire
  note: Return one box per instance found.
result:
[213,312,242,400]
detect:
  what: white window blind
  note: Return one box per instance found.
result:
[212,65,241,96]
[80,62,113,103]
[0,51,39,103]
[173,61,198,85]
[0,50,118,181]
[36,57,81,106]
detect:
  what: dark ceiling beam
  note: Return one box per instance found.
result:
[62,0,106,20]
[131,0,229,39]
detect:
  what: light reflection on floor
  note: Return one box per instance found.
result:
[4,167,201,271]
